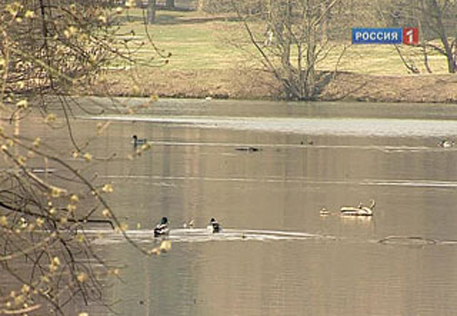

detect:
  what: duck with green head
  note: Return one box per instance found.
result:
[154,217,169,237]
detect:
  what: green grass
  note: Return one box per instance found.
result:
[113,8,450,75]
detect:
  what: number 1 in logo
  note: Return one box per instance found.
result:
[403,28,419,45]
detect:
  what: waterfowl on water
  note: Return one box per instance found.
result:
[439,140,454,148]
[154,217,169,237]
[207,218,221,233]
[340,200,375,216]
[132,135,147,147]
[235,146,261,152]
[319,207,331,216]
[183,219,194,229]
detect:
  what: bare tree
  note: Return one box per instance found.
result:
[0,1,167,314]
[233,0,345,100]
[419,0,456,73]
[380,0,456,74]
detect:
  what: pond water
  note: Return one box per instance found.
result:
[21,98,457,315]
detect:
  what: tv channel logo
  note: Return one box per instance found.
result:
[352,28,419,45]
[403,27,419,45]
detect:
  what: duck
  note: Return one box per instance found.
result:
[154,217,169,237]
[235,146,261,152]
[320,207,331,216]
[132,135,147,147]
[439,140,454,148]
[207,218,221,233]
[340,200,375,216]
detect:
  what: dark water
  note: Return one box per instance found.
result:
[19,98,457,315]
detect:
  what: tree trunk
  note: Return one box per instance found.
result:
[165,0,175,8]
[427,0,456,73]
[146,0,156,24]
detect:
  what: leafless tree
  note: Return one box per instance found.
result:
[233,0,345,100]
[419,0,456,73]
[0,1,167,314]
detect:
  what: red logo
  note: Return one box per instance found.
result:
[403,28,419,45]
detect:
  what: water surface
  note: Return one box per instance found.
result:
[24,98,457,315]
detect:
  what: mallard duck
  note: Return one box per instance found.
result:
[207,218,221,233]
[340,200,375,216]
[439,140,454,148]
[132,135,147,147]
[154,217,169,237]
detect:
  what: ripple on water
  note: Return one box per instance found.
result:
[85,228,336,245]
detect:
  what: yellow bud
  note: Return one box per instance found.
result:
[102,209,111,218]
[21,284,30,294]
[16,99,28,109]
[52,257,61,266]
[68,26,78,35]
[0,216,7,226]
[77,272,88,283]
[159,240,172,252]
[17,155,26,165]
[51,187,62,198]
[98,15,107,23]
[70,194,79,203]
[33,137,41,147]
[102,184,113,193]
[83,153,92,162]
[44,113,56,123]
[36,218,44,227]
[25,10,35,18]
[67,204,77,213]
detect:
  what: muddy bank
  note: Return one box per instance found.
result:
[93,68,457,103]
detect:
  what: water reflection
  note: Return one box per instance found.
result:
[15,98,457,315]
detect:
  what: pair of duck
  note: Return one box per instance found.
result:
[154,217,221,237]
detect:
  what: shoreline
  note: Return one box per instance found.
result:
[93,68,457,104]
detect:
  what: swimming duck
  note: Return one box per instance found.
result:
[132,135,147,147]
[320,207,331,216]
[154,217,169,237]
[207,218,221,233]
[340,200,375,216]
[439,140,454,148]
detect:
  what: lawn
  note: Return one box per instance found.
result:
[112,8,450,75]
